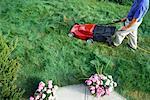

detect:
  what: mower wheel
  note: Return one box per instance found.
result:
[86,39,93,44]
[68,32,74,37]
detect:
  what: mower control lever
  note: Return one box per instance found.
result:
[112,19,122,23]
[105,19,122,25]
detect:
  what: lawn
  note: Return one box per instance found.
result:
[0,0,150,99]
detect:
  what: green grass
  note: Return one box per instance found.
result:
[0,0,150,99]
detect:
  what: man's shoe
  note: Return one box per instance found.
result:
[110,42,116,48]
[127,44,136,51]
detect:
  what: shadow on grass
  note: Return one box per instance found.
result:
[22,76,42,98]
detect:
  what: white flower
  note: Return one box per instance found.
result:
[110,82,114,87]
[100,80,103,85]
[48,95,56,100]
[52,95,56,100]
[108,75,113,80]
[43,87,47,92]
[48,80,53,84]
[35,95,40,100]
[49,84,53,89]
[53,91,56,96]
[108,87,114,92]
[113,82,117,87]
[105,79,111,86]
[48,95,53,100]
[54,85,58,90]
[47,89,52,94]
[42,93,46,99]
[52,88,56,96]
[100,75,107,80]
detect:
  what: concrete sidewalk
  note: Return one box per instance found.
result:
[56,84,126,100]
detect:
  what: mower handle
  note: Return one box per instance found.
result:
[113,19,122,23]
[105,19,122,25]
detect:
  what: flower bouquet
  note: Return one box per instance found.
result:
[30,80,58,100]
[85,74,117,97]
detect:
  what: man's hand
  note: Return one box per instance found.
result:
[121,18,127,22]
[121,26,128,31]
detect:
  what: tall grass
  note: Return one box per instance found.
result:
[0,0,149,99]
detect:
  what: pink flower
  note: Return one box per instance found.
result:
[96,86,105,97]
[96,80,100,85]
[105,88,110,95]
[39,81,45,87]
[93,74,99,80]
[36,89,41,92]
[48,80,52,85]
[30,96,34,100]
[38,86,44,91]
[35,95,40,100]
[85,80,92,85]
[95,84,99,89]
[91,77,97,82]
[48,80,53,89]
[89,75,94,80]
[89,75,98,82]
[38,81,45,91]
[89,86,95,91]
[91,90,95,94]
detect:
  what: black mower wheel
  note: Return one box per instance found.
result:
[86,39,93,44]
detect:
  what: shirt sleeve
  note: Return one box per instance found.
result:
[133,1,147,20]
[127,1,136,17]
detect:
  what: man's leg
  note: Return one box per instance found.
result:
[113,30,130,46]
[127,20,142,49]
[128,30,138,49]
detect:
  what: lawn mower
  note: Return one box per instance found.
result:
[68,20,121,45]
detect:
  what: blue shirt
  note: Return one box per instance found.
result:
[127,0,149,22]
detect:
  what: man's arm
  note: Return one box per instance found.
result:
[121,18,138,31]
[126,18,138,28]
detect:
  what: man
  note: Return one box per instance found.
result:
[113,0,149,49]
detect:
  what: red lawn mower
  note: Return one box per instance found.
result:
[68,20,121,45]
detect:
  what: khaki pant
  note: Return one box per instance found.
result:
[113,19,142,49]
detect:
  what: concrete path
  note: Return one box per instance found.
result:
[56,84,126,100]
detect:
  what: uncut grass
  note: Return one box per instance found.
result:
[0,0,150,99]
